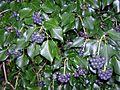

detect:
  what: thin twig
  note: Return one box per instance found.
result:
[2,62,15,90]
[36,61,47,80]
[97,35,105,55]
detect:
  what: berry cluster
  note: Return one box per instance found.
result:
[16,30,22,38]
[57,73,70,84]
[114,26,120,32]
[79,31,87,38]
[36,81,45,87]
[5,26,14,32]
[6,50,22,58]
[78,47,84,56]
[89,56,106,69]
[31,31,45,44]
[11,11,20,20]
[98,68,112,80]
[32,12,44,25]
[74,67,87,77]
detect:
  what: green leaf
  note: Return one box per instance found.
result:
[61,12,74,26]
[24,17,33,25]
[111,57,120,75]
[50,27,63,42]
[71,37,84,47]
[16,55,29,68]
[41,0,55,13]
[100,44,115,63]
[108,29,120,41]
[20,8,32,19]
[27,43,40,59]
[16,38,28,49]
[50,40,59,59]
[0,29,5,45]
[40,40,54,62]
[83,16,95,30]
[43,18,59,30]
[0,49,8,61]
[115,75,120,82]
[24,26,36,41]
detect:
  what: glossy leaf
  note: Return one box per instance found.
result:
[16,55,29,68]
[40,40,54,63]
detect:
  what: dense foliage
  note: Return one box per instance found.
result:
[0,0,120,90]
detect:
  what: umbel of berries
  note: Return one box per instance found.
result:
[98,68,112,80]
[74,67,87,77]
[31,31,45,44]
[89,56,106,69]
[57,73,70,84]
[32,12,44,25]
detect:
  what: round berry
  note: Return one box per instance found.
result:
[36,81,45,87]
[114,26,120,32]
[78,47,84,56]
[16,30,22,38]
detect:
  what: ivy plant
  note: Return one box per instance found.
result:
[0,0,120,90]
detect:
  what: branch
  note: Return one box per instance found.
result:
[2,62,15,90]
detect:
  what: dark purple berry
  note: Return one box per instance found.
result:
[16,30,22,38]
[89,56,106,69]
[12,11,17,17]
[32,12,44,25]
[6,51,12,56]
[36,81,45,87]
[78,47,84,56]
[98,68,112,80]
[79,31,87,38]
[74,72,79,77]
[114,26,120,32]
[12,50,22,57]
[31,31,45,44]
[11,11,20,20]
[95,79,103,85]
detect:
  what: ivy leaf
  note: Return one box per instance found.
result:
[108,29,120,41]
[61,12,74,26]
[16,55,29,68]
[111,57,120,75]
[83,16,95,30]
[24,26,36,41]
[27,43,40,59]
[40,40,54,63]
[100,44,115,63]
[71,37,84,47]
[0,29,5,45]
[16,38,28,50]
[43,19,59,30]
[0,49,8,61]
[50,27,63,42]
[20,8,32,19]
[41,0,55,13]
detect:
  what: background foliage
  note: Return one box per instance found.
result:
[0,0,120,90]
